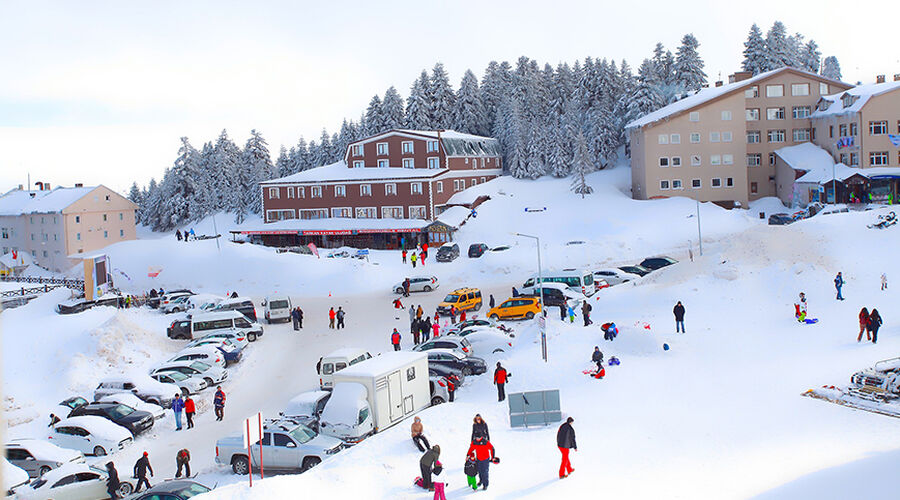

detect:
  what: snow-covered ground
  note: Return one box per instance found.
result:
[5,167,900,499]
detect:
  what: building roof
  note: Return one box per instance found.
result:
[347,129,502,158]
[260,161,447,185]
[435,205,471,228]
[232,216,430,235]
[0,186,97,216]
[775,143,867,184]
[626,67,846,130]
[810,80,900,118]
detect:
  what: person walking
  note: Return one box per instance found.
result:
[411,252,418,268]
[402,249,407,264]
[413,320,421,345]
[336,307,346,329]
[567,304,575,323]
[882,273,888,291]
[512,287,519,297]
[858,307,870,342]
[403,278,411,297]
[447,372,460,402]
[172,394,184,431]
[432,320,440,340]
[411,416,431,452]
[416,305,424,320]
[467,435,495,491]
[559,303,566,321]
[591,347,603,372]
[105,462,121,499]
[422,316,432,342]
[471,414,490,442]
[175,448,191,478]
[328,307,336,329]
[835,272,845,300]
[391,328,402,351]
[297,306,304,329]
[460,309,467,323]
[581,301,592,327]
[176,230,182,241]
[494,362,509,402]
[291,307,301,331]
[869,309,883,344]
[420,251,426,266]
[674,301,686,333]
[489,294,495,308]
[184,396,195,429]
[409,305,416,329]
[189,228,195,240]
[419,444,441,491]
[213,386,226,421]
[449,305,457,323]
[464,453,478,491]
[133,452,153,492]
[557,417,577,479]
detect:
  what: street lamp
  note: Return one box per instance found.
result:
[695,200,703,256]
[515,232,547,362]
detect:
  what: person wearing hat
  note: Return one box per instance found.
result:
[467,434,496,490]
[411,416,430,452]
[175,448,191,478]
[105,461,121,499]
[133,451,153,492]
[419,444,441,491]
[557,417,577,479]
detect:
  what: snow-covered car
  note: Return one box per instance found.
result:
[198,329,251,349]
[850,357,900,394]
[449,326,515,354]
[425,349,487,376]
[4,457,29,496]
[412,336,474,356]
[93,375,181,408]
[54,396,89,418]
[393,276,440,294]
[185,337,243,365]
[160,294,192,314]
[283,391,332,421]
[47,416,132,457]
[151,360,228,387]
[490,245,511,252]
[130,479,211,500]
[187,293,224,312]
[593,269,638,286]
[215,420,344,474]
[429,375,450,405]
[69,403,154,436]
[5,439,84,478]
[16,462,134,499]
[165,345,227,369]
[149,370,207,395]
[97,393,165,420]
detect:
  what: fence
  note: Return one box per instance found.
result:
[0,275,84,291]
[508,389,562,428]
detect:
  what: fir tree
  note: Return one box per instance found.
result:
[821,56,841,81]
[742,23,768,75]
[451,69,487,134]
[276,146,291,177]
[405,71,431,129]
[570,131,593,198]
[213,129,241,214]
[626,60,665,126]
[800,40,821,74]
[428,62,455,129]
[765,21,791,71]
[364,95,385,135]
[381,86,405,130]
[236,130,274,222]
[673,33,707,91]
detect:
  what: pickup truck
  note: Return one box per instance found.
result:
[215,419,344,475]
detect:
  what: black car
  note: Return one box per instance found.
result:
[167,319,192,340]
[436,243,460,262]
[468,243,489,258]
[131,479,211,500]
[429,366,466,386]
[639,256,678,271]
[618,265,651,277]
[768,213,794,225]
[523,287,572,308]
[427,351,487,376]
[69,403,154,436]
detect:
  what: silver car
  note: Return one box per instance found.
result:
[393,276,440,294]
[215,420,344,474]
[5,439,85,478]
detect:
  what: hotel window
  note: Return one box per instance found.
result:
[470,179,477,187]
[870,121,888,135]
[839,124,847,136]
[658,134,669,144]
[454,180,465,192]
[793,128,811,142]
[850,153,859,166]
[376,142,388,155]
[76,232,81,241]
[385,183,397,195]
[660,180,670,190]
[745,86,759,98]
[766,107,785,120]
[828,125,833,138]
[746,108,760,121]
[360,184,372,196]
[102,214,107,222]
[332,207,352,218]
[747,131,761,143]
[409,206,427,219]
[850,123,858,136]
[765,84,784,97]
[819,83,828,95]
[426,140,439,153]
[767,130,785,143]
[334,185,346,197]
[710,155,721,166]
[103,231,108,239]
[298,187,305,198]
[722,132,732,142]
[353,160,364,168]
[691,178,701,189]
[378,159,389,168]
[75,215,80,223]
[711,178,722,188]
[119,229,124,237]
[689,112,699,122]
[382,206,403,219]
[355,207,377,219]
[723,154,734,165]
[721,110,732,121]
[690,133,701,144]
[769,153,777,166]
[268,187,279,199]
[672,179,683,189]
[427,157,440,169]
[791,83,809,96]
[401,141,414,154]
[709,132,720,143]
[670,133,681,144]
[311,186,322,198]
[726,177,734,187]
[402,158,414,169]
[411,182,423,195]
[287,187,294,199]
[659,157,669,167]
[671,157,682,167]
[691,155,701,166]
[840,153,848,164]
[436,181,443,193]
[870,151,889,166]
[792,106,811,119]
[747,154,762,166]
[351,144,362,156]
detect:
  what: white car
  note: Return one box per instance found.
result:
[93,375,182,408]
[262,294,292,323]
[5,439,85,478]
[393,276,440,294]
[199,330,249,349]
[166,346,227,369]
[16,462,134,499]
[188,293,224,312]
[4,457,30,495]
[151,360,228,387]
[449,326,515,354]
[149,370,207,395]
[593,269,639,286]
[96,393,165,421]
[412,336,474,357]
[47,416,132,457]
[160,294,192,314]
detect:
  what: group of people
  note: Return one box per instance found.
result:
[409,305,440,344]
[170,385,226,429]
[174,228,195,241]
[328,306,346,329]
[291,306,305,330]
[858,307,883,343]
[401,243,429,268]
[103,448,193,498]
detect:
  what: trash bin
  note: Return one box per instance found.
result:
[759,212,765,219]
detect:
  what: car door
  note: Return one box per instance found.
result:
[249,432,272,468]
[271,433,299,469]
[6,448,37,476]
[73,471,106,499]
[52,426,88,453]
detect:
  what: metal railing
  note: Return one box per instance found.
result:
[0,275,85,291]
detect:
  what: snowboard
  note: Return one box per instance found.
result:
[803,318,818,324]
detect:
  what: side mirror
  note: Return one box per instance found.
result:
[286,442,296,448]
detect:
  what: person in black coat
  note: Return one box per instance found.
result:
[133,452,153,492]
[419,444,441,490]
[869,309,883,344]
[557,417,577,478]
[105,462,121,499]
[489,294,495,308]
[591,347,603,372]
[673,301,686,333]
[471,414,490,442]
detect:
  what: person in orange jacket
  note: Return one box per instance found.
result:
[467,435,496,491]
[328,307,336,329]
[493,362,509,402]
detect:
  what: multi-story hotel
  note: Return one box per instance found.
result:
[627,67,850,207]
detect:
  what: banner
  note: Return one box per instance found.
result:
[836,136,855,149]
[147,266,162,278]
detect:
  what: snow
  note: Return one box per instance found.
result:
[434,205,471,228]
[394,129,495,142]
[773,142,835,173]
[53,415,131,442]
[319,384,368,427]
[284,391,329,417]
[811,80,900,118]
[8,438,83,463]
[796,163,865,184]
[0,186,96,215]
[335,351,426,379]
[260,161,445,184]
[3,458,29,491]
[234,216,429,233]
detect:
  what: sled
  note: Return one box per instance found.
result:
[803,386,900,419]
[867,212,897,229]
[803,318,818,324]
[582,367,605,379]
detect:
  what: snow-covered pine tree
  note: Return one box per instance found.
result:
[405,71,431,130]
[143,178,162,229]
[335,120,356,160]
[673,33,707,92]
[193,141,215,220]
[291,137,309,173]
[480,60,513,137]
[128,182,144,222]
[428,62,455,129]
[381,86,405,131]
[570,131,593,198]
[625,59,665,127]
[650,43,670,85]
[159,137,202,230]
[276,146,291,178]
[451,69,487,135]
[241,129,276,218]
[800,40,821,74]
[315,129,332,166]
[364,95,386,135]
[493,96,523,176]
[821,56,842,81]
[742,23,768,75]
[520,124,545,179]
[765,21,791,71]
[213,129,241,214]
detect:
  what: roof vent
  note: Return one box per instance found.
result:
[876,75,886,83]
[34,181,43,191]
[729,71,752,83]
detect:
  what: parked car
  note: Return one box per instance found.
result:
[215,420,344,474]
[93,375,181,408]
[426,349,487,376]
[168,310,263,343]
[151,360,228,387]
[262,294,292,324]
[618,265,651,277]
[56,294,124,315]
[317,348,373,390]
[187,294,223,312]
[639,256,678,271]
[768,212,794,225]
[393,276,440,294]
[429,375,450,405]
[160,294,192,314]
[129,479,211,500]
[184,337,243,365]
[444,318,513,336]
[4,458,29,496]
[523,283,584,308]
[450,326,515,354]
[54,396,89,418]
[165,345,227,369]
[468,243,489,258]
[491,245,511,252]
[428,365,466,386]
[436,287,483,315]
[5,439,84,478]
[488,296,542,320]
[593,269,637,286]
[147,288,192,309]
[281,390,331,431]
[96,393,165,420]
[149,370,207,395]
[16,462,134,499]
[213,297,258,322]
[412,336,474,356]
[69,403,154,436]
[435,243,460,262]
[46,416,132,457]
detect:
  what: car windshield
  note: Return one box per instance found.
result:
[166,371,189,381]
[289,424,316,444]
[173,483,212,497]
[190,361,210,372]
[109,404,135,419]
[270,300,289,309]
[443,294,460,303]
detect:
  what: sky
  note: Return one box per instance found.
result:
[1,0,896,194]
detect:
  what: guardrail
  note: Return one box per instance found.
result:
[1,284,72,298]
[0,275,84,291]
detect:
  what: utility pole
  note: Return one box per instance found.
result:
[516,233,547,362]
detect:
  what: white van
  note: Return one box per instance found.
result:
[262,295,292,324]
[169,310,264,343]
[522,268,596,296]
[317,348,373,390]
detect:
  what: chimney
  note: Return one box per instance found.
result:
[876,75,886,83]
[894,74,900,82]
[75,183,83,188]
[715,81,723,87]
[729,71,752,83]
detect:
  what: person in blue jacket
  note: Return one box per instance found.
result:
[834,272,844,300]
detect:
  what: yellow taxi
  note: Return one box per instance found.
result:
[488,296,542,320]
[437,287,483,315]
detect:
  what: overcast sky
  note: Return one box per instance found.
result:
[1,0,896,193]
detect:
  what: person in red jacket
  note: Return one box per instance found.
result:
[391,328,401,351]
[493,362,509,402]
[460,309,467,323]
[328,307,336,329]
[466,435,495,491]
[184,396,196,429]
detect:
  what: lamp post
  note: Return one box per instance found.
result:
[515,232,547,362]
[695,200,703,256]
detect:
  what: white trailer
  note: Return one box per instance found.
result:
[319,351,429,443]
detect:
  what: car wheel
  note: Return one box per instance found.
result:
[423,285,432,292]
[490,314,499,321]
[181,387,190,396]
[492,348,505,353]
[232,456,250,475]
[474,302,482,311]
[247,332,258,342]
[301,456,322,472]
[395,287,404,294]
[38,466,51,477]
[205,377,215,387]
[93,446,106,456]
[525,312,535,319]
[147,398,160,406]
[462,367,472,376]
[431,396,445,406]
[117,482,133,497]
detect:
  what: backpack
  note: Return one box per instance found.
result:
[464,457,477,476]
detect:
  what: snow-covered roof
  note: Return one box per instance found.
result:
[336,351,426,379]
[234,217,430,234]
[795,163,865,184]
[627,67,843,129]
[811,80,900,118]
[261,161,447,185]
[284,390,330,417]
[320,383,367,426]
[773,143,836,173]
[436,206,471,228]
[0,186,96,215]
[346,129,501,158]
[8,439,83,462]
[325,348,371,359]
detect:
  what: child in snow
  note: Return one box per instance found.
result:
[464,454,478,491]
[567,304,575,323]
[882,273,888,291]
[795,293,808,322]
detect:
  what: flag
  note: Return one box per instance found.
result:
[889,134,900,147]
[308,243,319,258]
[147,266,162,278]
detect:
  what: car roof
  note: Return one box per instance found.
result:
[37,462,98,484]
[191,310,246,321]
[428,348,464,358]
[218,297,254,306]
[155,360,207,369]
[451,287,480,293]
[323,348,369,359]
[6,439,82,460]
[55,415,128,434]
[138,479,208,494]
